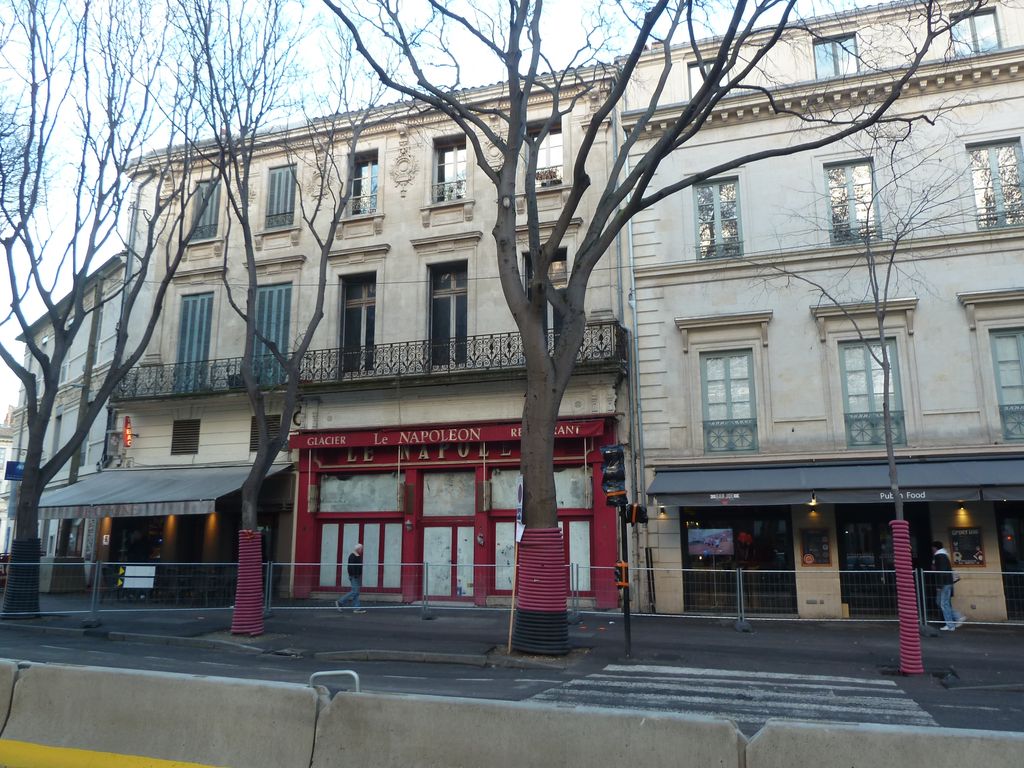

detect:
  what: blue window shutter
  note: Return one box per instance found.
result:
[177,293,213,363]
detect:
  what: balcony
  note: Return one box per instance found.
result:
[350,194,377,216]
[845,410,905,448]
[1000,403,1024,441]
[703,418,758,453]
[432,179,466,203]
[113,321,627,401]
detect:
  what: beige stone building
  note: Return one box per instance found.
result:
[633,2,1024,621]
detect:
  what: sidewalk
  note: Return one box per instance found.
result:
[1,601,1021,686]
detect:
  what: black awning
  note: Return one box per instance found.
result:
[647,457,1024,507]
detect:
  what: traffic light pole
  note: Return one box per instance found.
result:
[619,511,631,658]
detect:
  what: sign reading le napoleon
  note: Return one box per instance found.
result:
[289,420,604,451]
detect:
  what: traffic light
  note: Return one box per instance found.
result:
[600,444,628,507]
[614,560,629,589]
[627,503,648,526]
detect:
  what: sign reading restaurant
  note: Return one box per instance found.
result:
[289,419,606,450]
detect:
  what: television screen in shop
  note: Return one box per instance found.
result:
[688,528,735,557]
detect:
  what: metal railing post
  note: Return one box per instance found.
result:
[735,567,751,632]
[82,560,102,628]
[263,561,273,616]
[421,562,433,620]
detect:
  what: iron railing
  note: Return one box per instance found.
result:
[114,321,627,400]
[536,166,562,187]
[432,179,466,203]
[350,194,377,215]
[999,403,1024,440]
[703,417,758,453]
[265,210,294,229]
[844,409,905,447]
[697,240,743,260]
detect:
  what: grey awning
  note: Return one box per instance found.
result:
[647,457,1024,507]
[38,464,291,520]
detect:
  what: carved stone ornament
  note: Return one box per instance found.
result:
[389,128,420,198]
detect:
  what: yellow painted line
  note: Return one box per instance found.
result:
[0,740,226,768]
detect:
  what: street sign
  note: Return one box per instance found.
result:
[117,565,155,590]
[4,461,24,481]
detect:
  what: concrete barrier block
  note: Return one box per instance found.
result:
[312,692,744,768]
[747,721,1024,768]
[2,662,320,768]
[0,660,17,731]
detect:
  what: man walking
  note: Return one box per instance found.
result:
[931,540,965,631]
[336,543,366,614]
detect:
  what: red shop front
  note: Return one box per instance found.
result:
[288,418,619,608]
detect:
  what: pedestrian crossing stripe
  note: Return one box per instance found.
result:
[603,664,899,686]
[0,740,223,768]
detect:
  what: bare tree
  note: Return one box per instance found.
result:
[319,0,983,652]
[0,0,213,614]
[174,0,387,635]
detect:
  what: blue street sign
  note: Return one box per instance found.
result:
[4,461,24,481]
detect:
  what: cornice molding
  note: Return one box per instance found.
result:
[957,287,1024,329]
[674,310,773,352]
[810,297,918,341]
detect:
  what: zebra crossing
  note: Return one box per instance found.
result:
[529,664,937,732]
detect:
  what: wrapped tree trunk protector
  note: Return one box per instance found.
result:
[512,527,569,655]
[2,538,42,618]
[231,530,264,636]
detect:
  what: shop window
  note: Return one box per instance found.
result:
[319,473,399,513]
[170,419,201,455]
[700,350,757,453]
[991,330,1024,440]
[490,466,590,509]
[839,339,905,447]
[423,471,476,516]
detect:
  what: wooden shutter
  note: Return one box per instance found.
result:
[170,419,201,455]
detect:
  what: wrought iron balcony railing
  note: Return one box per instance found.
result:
[114,321,627,401]
[697,240,743,260]
[535,166,562,187]
[350,194,377,215]
[845,410,905,448]
[265,210,295,229]
[432,179,467,203]
[703,418,758,453]
[1000,403,1024,441]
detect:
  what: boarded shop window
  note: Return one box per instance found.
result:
[319,473,399,513]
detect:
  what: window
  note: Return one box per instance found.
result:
[429,263,467,367]
[814,35,858,79]
[175,292,213,393]
[992,330,1024,441]
[341,275,376,373]
[254,283,292,385]
[952,10,999,56]
[191,180,220,240]
[249,414,282,453]
[351,153,378,215]
[523,249,568,340]
[688,63,705,100]
[700,351,757,453]
[528,125,562,187]
[839,339,905,447]
[969,143,1023,228]
[266,165,296,228]
[826,161,878,242]
[433,139,467,202]
[171,419,201,455]
[695,179,742,259]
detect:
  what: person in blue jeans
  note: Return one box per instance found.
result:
[931,541,965,631]
[336,543,366,614]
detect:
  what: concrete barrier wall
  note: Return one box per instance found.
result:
[747,721,1024,768]
[0,662,321,768]
[311,691,745,768]
[0,661,16,731]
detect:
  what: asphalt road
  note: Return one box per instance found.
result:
[1,626,1021,737]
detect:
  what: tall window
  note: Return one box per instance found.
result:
[341,275,376,373]
[969,142,1023,228]
[814,35,858,79]
[529,125,563,187]
[191,180,220,240]
[175,292,213,392]
[351,153,378,215]
[839,339,905,447]
[826,161,877,242]
[266,165,296,228]
[700,351,757,453]
[433,139,467,202]
[992,330,1024,441]
[254,283,292,385]
[696,179,742,259]
[524,248,568,340]
[952,10,999,56]
[430,263,467,367]
[688,63,705,99]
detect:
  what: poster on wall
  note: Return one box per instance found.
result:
[950,527,984,566]
[800,528,831,566]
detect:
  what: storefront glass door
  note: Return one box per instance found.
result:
[424,525,474,598]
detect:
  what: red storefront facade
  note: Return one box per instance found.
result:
[288,418,619,608]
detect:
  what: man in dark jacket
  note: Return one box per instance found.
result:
[336,543,365,614]
[931,541,965,631]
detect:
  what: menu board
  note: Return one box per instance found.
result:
[950,527,984,566]
[800,528,831,566]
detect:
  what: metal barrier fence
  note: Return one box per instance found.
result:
[1,561,1021,627]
